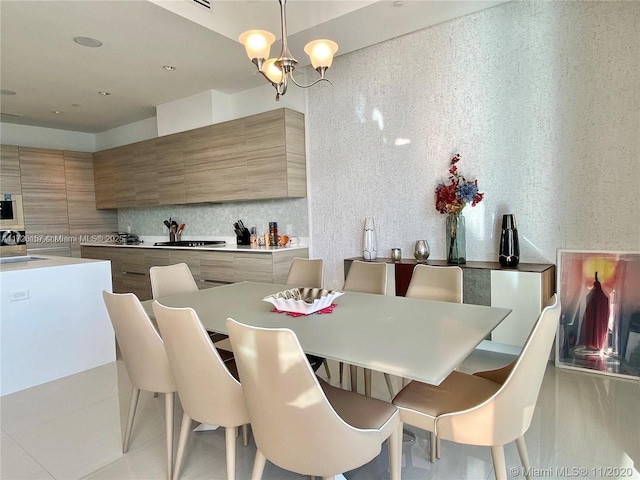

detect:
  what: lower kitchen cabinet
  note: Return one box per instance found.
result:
[81,246,308,301]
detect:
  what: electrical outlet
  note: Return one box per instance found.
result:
[9,289,29,301]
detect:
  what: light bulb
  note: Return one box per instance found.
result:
[262,58,284,84]
[238,30,275,60]
[304,39,339,69]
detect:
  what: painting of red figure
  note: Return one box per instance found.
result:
[556,250,640,379]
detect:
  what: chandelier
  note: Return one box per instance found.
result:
[239,0,338,101]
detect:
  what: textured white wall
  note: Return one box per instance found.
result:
[307,1,640,290]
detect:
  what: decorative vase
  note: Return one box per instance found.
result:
[499,214,520,267]
[414,240,430,262]
[363,217,377,261]
[446,212,466,264]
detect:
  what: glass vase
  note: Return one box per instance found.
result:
[363,217,377,261]
[446,212,466,264]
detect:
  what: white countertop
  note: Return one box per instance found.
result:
[79,242,309,253]
[0,255,106,272]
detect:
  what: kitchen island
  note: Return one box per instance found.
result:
[0,255,115,396]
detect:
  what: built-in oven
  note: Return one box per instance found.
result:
[0,194,25,230]
[0,229,27,257]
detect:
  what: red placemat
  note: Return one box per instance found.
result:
[271,303,338,317]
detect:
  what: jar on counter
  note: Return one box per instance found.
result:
[269,222,278,247]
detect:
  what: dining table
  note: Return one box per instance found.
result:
[142,281,512,386]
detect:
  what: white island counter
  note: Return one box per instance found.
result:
[0,256,115,396]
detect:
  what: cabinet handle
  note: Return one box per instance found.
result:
[123,271,146,276]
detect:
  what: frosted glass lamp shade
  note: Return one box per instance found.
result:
[238,30,276,60]
[262,58,284,84]
[304,39,339,69]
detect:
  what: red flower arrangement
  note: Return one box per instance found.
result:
[435,154,484,214]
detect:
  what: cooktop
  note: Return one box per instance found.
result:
[153,240,226,247]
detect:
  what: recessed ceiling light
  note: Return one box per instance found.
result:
[1,89,16,95]
[73,36,103,48]
[163,65,177,71]
[72,104,80,107]
[52,111,63,114]
[98,91,111,96]
[393,1,404,6]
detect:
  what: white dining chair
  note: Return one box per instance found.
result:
[343,260,394,398]
[227,318,402,480]
[403,263,463,460]
[150,262,233,357]
[392,295,561,478]
[102,291,177,480]
[153,302,250,480]
[285,257,331,378]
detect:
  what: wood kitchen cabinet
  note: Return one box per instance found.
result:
[0,145,115,256]
[183,125,216,204]
[92,108,307,209]
[19,148,70,253]
[114,145,136,208]
[211,118,248,201]
[157,132,186,205]
[64,151,118,257]
[80,245,308,301]
[92,149,116,209]
[133,139,159,207]
[245,109,306,200]
[0,145,22,194]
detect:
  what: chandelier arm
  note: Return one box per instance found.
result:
[288,72,333,89]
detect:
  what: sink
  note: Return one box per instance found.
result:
[153,240,226,247]
[0,256,46,264]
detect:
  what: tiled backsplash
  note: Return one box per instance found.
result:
[118,198,309,237]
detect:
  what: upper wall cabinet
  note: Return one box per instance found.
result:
[92,108,306,209]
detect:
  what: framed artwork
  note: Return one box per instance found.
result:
[556,249,640,380]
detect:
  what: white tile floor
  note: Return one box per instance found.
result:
[1,351,639,480]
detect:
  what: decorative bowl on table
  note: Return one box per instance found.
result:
[262,288,344,315]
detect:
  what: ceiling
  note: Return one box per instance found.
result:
[0,0,506,134]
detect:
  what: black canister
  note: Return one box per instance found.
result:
[499,214,520,267]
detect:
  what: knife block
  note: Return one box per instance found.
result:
[236,231,251,245]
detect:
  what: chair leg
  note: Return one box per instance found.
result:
[154,392,159,398]
[350,365,358,393]
[364,369,372,397]
[165,393,175,480]
[339,362,344,384]
[436,436,441,459]
[401,377,408,389]
[242,424,249,447]
[323,359,331,379]
[251,449,267,480]
[173,412,193,480]
[123,387,140,453]
[384,373,394,397]
[388,422,402,480]
[515,436,531,480]
[321,477,335,480]
[225,427,237,480]
[429,432,436,463]
[490,445,507,480]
